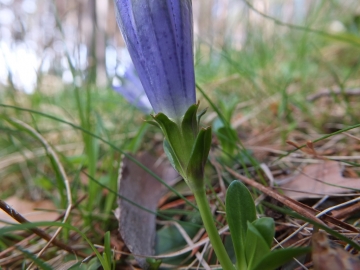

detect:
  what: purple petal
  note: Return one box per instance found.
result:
[113,63,152,114]
[113,83,152,114]
[114,0,196,120]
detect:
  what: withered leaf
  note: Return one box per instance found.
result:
[115,152,178,269]
[312,231,360,270]
[281,161,360,199]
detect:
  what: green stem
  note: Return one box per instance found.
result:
[193,187,235,270]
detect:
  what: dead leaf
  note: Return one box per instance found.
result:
[281,160,360,199]
[115,152,178,269]
[0,196,58,227]
[312,231,360,270]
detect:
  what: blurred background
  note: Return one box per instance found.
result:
[1,0,360,268]
[0,0,358,94]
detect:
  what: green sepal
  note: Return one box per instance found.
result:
[182,102,200,137]
[226,180,257,270]
[251,247,311,270]
[181,103,200,151]
[197,108,207,125]
[245,221,271,270]
[152,103,212,189]
[163,139,185,176]
[186,127,212,191]
[251,217,275,248]
[152,113,188,169]
[144,119,160,128]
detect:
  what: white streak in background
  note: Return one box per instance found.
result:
[72,43,88,71]
[0,0,13,5]
[0,6,39,93]
[62,70,73,85]
[106,45,117,77]
[0,26,11,42]
[21,0,37,14]
[293,0,306,23]
[0,0,353,94]
[60,43,87,86]
[0,8,14,25]
[0,41,39,93]
[40,49,54,73]
[329,21,346,33]
[0,44,8,84]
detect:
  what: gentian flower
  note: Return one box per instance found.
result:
[114,0,209,189]
[113,3,237,269]
[114,0,196,120]
[113,63,152,114]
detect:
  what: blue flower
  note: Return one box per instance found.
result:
[113,62,152,114]
[114,0,196,120]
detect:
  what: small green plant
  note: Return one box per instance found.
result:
[226,181,310,270]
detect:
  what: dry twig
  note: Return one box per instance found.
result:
[0,199,87,258]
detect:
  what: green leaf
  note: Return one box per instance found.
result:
[186,127,212,190]
[144,119,160,128]
[146,258,162,270]
[251,247,311,270]
[252,217,275,248]
[155,216,201,265]
[226,180,257,270]
[245,221,271,270]
[103,231,112,270]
